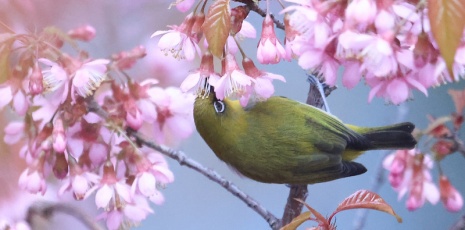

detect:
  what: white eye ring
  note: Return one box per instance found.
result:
[214,101,225,113]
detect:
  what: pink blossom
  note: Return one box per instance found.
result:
[383,150,440,210]
[98,195,153,230]
[241,58,286,106]
[292,37,339,85]
[212,54,253,101]
[18,168,47,195]
[345,0,377,25]
[180,52,220,94]
[151,13,201,61]
[439,176,464,212]
[361,34,398,77]
[66,120,109,166]
[39,58,69,104]
[71,59,109,102]
[58,169,100,200]
[68,25,96,42]
[95,161,132,209]
[257,14,286,64]
[148,87,195,145]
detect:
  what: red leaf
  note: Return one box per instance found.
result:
[428,0,465,81]
[328,190,402,223]
[202,0,231,58]
[280,211,312,230]
[295,199,330,229]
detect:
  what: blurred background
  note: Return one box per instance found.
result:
[1,0,464,229]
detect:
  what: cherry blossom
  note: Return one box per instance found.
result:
[257,14,286,64]
[439,176,464,212]
[151,13,201,61]
[180,52,220,95]
[241,57,286,106]
[383,150,440,210]
[148,86,195,145]
[212,53,253,101]
[67,25,96,42]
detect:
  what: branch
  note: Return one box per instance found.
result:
[26,202,103,230]
[129,130,280,228]
[233,0,285,30]
[450,214,465,230]
[86,97,280,229]
[452,133,465,159]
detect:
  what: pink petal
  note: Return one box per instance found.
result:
[0,86,13,109]
[138,173,156,197]
[95,184,113,208]
[106,210,123,230]
[342,61,362,89]
[149,191,165,205]
[152,165,175,183]
[238,20,257,38]
[158,32,182,50]
[123,205,148,222]
[13,91,28,116]
[115,182,132,203]
[176,0,195,12]
[165,116,193,139]
[180,72,201,93]
[405,75,428,96]
[138,99,157,122]
[424,181,440,204]
[298,49,323,69]
[368,81,384,102]
[72,174,89,196]
[386,79,409,104]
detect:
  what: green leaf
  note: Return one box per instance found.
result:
[428,0,465,81]
[202,0,231,58]
[280,211,311,230]
[328,190,402,223]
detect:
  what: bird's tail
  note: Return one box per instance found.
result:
[343,122,417,161]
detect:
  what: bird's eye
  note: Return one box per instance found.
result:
[213,101,225,113]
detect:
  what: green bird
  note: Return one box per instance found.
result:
[193,92,416,184]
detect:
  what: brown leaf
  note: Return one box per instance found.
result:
[328,190,402,223]
[428,0,465,81]
[202,0,231,58]
[280,211,311,230]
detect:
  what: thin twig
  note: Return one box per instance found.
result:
[26,202,103,230]
[233,0,285,30]
[450,214,465,230]
[85,97,280,229]
[452,133,465,159]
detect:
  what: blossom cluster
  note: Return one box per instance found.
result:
[158,0,464,105]
[383,88,465,212]
[0,25,194,229]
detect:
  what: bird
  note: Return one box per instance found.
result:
[193,91,417,184]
